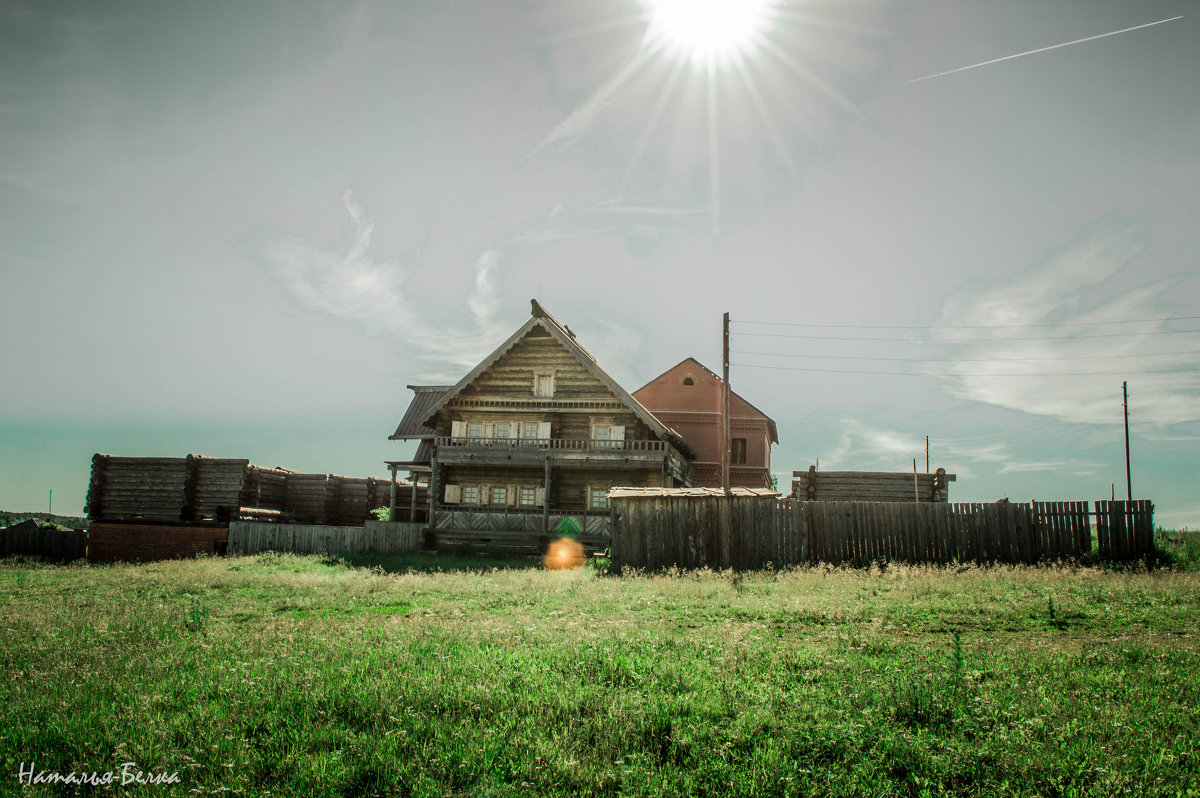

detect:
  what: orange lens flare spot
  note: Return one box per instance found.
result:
[543,538,585,570]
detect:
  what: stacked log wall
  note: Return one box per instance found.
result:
[85,455,190,522]
[791,469,954,503]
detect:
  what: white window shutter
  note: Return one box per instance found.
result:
[507,484,517,506]
[535,486,545,506]
[444,484,461,504]
[484,422,495,439]
[611,425,625,441]
[537,421,551,440]
[508,423,518,439]
[451,421,467,439]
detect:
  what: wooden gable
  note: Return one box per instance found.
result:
[458,326,620,401]
[418,301,684,448]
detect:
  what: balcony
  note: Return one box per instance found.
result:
[437,436,667,452]
[433,436,674,468]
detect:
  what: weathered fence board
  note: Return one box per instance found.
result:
[0,527,88,560]
[227,521,422,556]
[1095,500,1154,560]
[611,497,1155,570]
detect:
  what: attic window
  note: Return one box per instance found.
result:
[683,377,694,386]
[533,369,556,398]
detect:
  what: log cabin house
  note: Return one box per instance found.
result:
[633,358,778,489]
[387,300,696,537]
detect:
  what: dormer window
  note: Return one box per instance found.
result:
[683,377,694,386]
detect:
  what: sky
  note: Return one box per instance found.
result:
[1,0,1197,525]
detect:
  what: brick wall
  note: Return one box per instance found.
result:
[87,522,229,562]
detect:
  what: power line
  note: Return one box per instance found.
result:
[733,349,1199,363]
[735,329,1200,342]
[732,362,1200,377]
[732,314,1200,330]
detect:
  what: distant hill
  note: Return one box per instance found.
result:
[1,511,89,530]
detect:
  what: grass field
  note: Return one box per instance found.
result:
[2,534,1199,797]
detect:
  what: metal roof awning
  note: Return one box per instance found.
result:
[389,385,452,440]
[385,460,432,471]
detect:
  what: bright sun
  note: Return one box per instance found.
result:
[642,0,776,69]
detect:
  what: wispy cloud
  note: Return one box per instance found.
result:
[998,458,1104,477]
[825,417,1106,482]
[929,217,1200,431]
[254,190,508,373]
[823,419,927,470]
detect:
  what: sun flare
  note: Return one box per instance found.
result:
[642,0,776,69]
[542,538,585,570]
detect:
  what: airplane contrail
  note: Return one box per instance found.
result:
[903,15,1183,84]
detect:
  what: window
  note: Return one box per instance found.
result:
[683,377,694,385]
[731,438,747,465]
[590,488,608,509]
[533,369,555,398]
[468,423,482,440]
[491,486,508,505]
[462,486,478,504]
[520,487,536,506]
[591,424,624,448]
[522,422,539,440]
[494,423,510,439]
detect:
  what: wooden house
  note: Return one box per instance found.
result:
[388,301,695,537]
[633,357,778,489]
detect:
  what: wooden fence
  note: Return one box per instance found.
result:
[430,507,611,556]
[1095,500,1155,560]
[610,497,1155,570]
[0,527,88,560]
[227,521,422,556]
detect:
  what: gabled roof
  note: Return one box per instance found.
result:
[389,385,452,440]
[417,300,684,449]
[635,357,779,444]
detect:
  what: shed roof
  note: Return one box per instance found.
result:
[607,486,780,499]
[389,385,452,440]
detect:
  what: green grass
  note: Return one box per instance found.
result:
[1156,527,1200,571]
[1,553,1198,797]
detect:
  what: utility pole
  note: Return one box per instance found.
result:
[925,436,929,473]
[721,312,731,492]
[1123,381,1132,501]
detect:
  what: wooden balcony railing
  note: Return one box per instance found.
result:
[435,437,668,453]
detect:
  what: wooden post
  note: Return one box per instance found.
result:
[409,473,418,522]
[543,457,551,535]
[388,465,397,522]
[1123,381,1132,500]
[428,454,438,530]
[721,312,730,492]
